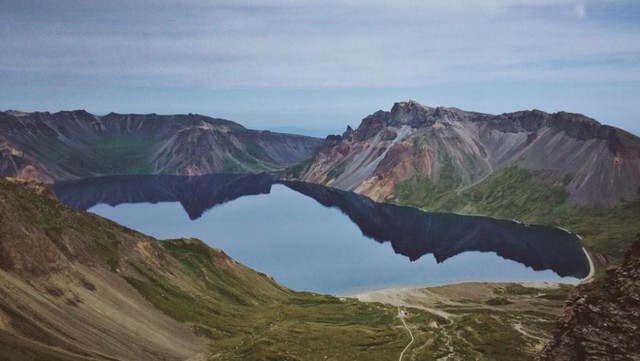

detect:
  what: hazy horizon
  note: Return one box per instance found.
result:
[1,1,639,136]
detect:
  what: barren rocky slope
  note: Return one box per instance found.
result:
[537,234,640,361]
[0,110,323,182]
[291,100,640,207]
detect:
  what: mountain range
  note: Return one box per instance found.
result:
[0,110,323,182]
[1,101,639,360]
[291,100,640,207]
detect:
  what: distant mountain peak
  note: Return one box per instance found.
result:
[291,100,640,208]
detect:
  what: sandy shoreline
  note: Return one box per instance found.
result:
[347,280,572,317]
[345,245,596,302]
[580,247,596,283]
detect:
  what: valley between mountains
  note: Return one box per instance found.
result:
[1,100,639,360]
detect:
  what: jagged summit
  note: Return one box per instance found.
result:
[292,100,640,207]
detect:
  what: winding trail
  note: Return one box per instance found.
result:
[456,154,494,195]
[398,308,414,361]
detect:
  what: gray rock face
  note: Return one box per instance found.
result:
[293,100,640,207]
[537,235,640,361]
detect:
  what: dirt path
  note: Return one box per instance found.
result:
[456,154,493,195]
[398,308,414,361]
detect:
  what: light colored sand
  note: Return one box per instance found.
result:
[581,247,596,283]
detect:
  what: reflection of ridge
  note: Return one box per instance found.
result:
[53,174,590,279]
[280,180,590,278]
[53,173,273,220]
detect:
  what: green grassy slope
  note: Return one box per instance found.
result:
[0,178,424,360]
[0,177,582,360]
[392,166,640,265]
[125,237,414,360]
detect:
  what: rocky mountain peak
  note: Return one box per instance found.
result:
[389,100,436,127]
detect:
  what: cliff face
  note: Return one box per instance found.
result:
[0,110,323,181]
[292,100,640,207]
[536,235,640,361]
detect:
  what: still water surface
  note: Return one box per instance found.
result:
[88,183,581,295]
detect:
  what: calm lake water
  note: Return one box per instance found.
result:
[59,175,589,295]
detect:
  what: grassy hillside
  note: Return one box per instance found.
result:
[0,177,584,360]
[0,178,423,360]
[392,166,640,265]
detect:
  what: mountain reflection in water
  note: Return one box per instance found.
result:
[53,173,590,280]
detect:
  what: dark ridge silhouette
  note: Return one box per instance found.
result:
[280,180,590,278]
[53,173,273,220]
[53,175,589,278]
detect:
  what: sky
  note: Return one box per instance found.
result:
[1,0,639,136]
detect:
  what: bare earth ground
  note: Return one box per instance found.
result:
[351,282,575,361]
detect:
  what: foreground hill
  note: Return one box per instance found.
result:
[0,178,419,360]
[0,110,323,182]
[0,178,586,360]
[290,101,640,263]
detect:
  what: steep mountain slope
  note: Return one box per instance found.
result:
[536,234,640,361]
[292,100,640,207]
[0,110,323,182]
[290,101,640,263]
[0,180,208,360]
[0,178,429,360]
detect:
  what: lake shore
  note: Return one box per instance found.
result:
[346,281,576,358]
[348,281,568,310]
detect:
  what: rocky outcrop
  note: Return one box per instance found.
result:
[0,110,323,181]
[537,234,640,361]
[291,100,640,207]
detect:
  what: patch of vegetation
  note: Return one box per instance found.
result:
[327,159,348,180]
[285,159,311,179]
[485,297,514,306]
[394,154,464,211]
[21,134,156,176]
[120,237,421,359]
[391,165,640,265]
[448,313,533,360]
[84,135,155,174]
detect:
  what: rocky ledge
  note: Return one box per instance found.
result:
[537,234,640,360]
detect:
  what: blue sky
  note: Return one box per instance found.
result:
[1,0,639,136]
